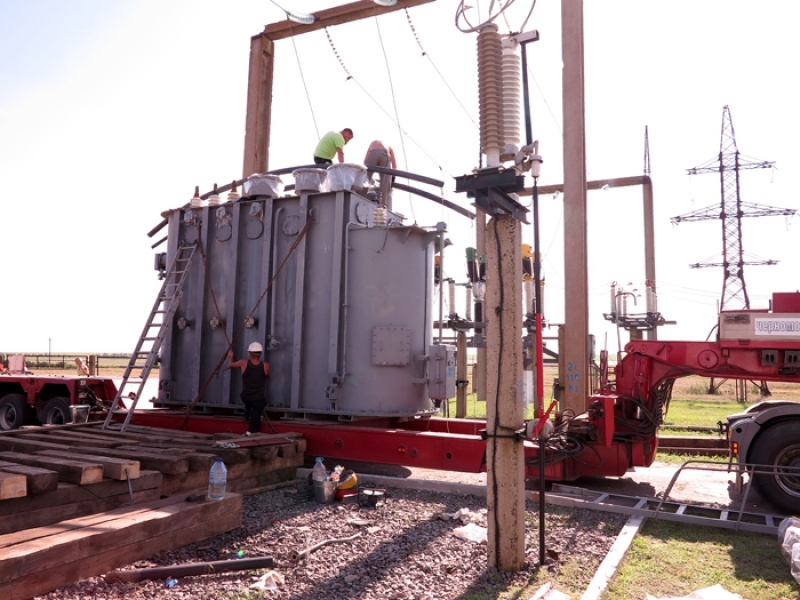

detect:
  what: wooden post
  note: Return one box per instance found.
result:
[485,214,526,572]
[561,0,589,414]
[243,34,275,177]
[456,331,467,418]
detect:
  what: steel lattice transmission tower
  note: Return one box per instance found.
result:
[671,106,795,311]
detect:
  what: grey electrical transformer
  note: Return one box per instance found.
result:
[155,171,449,419]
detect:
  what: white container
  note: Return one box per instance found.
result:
[327,163,367,192]
[312,456,327,482]
[292,168,327,193]
[207,456,227,501]
[244,174,282,198]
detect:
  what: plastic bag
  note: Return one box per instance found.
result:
[777,516,800,543]
[453,522,487,544]
[781,526,800,563]
[250,570,285,591]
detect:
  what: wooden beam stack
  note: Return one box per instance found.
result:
[0,423,304,534]
[0,493,242,600]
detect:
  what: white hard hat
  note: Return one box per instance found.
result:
[248,342,264,353]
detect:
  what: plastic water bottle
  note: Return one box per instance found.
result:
[208,456,227,501]
[312,457,327,482]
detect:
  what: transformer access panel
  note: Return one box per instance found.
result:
[428,343,456,400]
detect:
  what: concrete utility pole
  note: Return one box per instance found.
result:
[485,214,526,571]
[242,0,434,177]
[455,24,529,573]
[560,0,589,415]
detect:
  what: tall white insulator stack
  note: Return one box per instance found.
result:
[477,24,503,166]
[524,279,534,315]
[465,285,473,321]
[610,282,617,315]
[645,280,658,314]
[501,37,521,160]
[448,280,457,319]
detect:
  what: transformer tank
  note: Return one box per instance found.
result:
[155,178,449,420]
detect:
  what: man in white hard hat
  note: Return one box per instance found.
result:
[228,342,271,435]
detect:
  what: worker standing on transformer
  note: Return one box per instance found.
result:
[364,139,397,210]
[228,342,271,435]
[313,128,353,165]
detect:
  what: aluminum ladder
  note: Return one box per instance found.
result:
[545,460,788,535]
[103,244,197,431]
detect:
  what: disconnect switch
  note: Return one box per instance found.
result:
[428,344,456,400]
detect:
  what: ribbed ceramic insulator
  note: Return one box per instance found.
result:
[524,280,533,314]
[465,286,472,321]
[477,25,503,162]
[501,37,521,147]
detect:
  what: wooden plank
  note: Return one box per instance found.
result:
[136,440,251,464]
[69,446,189,475]
[0,493,186,548]
[116,445,214,471]
[0,452,103,485]
[39,429,147,444]
[212,431,303,446]
[0,494,242,599]
[100,423,216,440]
[4,509,241,600]
[0,471,163,519]
[277,442,297,458]
[0,436,77,455]
[251,445,280,461]
[159,453,302,497]
[34,450,140,481]
[0,461,58,494]
[0,471,26,500]
[7,431,122,448]
[0,493,242,584]
[0,487,161,536]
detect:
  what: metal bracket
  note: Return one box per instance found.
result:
[455,168,529,223]
[480,428,526,442]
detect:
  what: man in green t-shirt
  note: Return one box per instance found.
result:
[313,128,353,164]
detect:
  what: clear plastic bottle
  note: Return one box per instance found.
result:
[208,456,227,501]
[312,457,327,482]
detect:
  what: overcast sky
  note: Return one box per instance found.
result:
[1,0,797,355]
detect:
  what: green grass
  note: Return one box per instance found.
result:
[654,452,729,465]
[603,520,798,600]
[662,398,746,429]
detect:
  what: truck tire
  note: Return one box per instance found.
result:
[0,393,29,431]
[750,420,800,514]
[40,397,73,426]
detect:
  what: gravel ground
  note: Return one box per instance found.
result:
[37,480,627,600]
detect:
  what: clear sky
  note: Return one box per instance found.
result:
[1,0,798,355]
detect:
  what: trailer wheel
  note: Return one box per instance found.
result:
[750,420,800,514]
[0,393,29,431]
[40,397,73,426]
